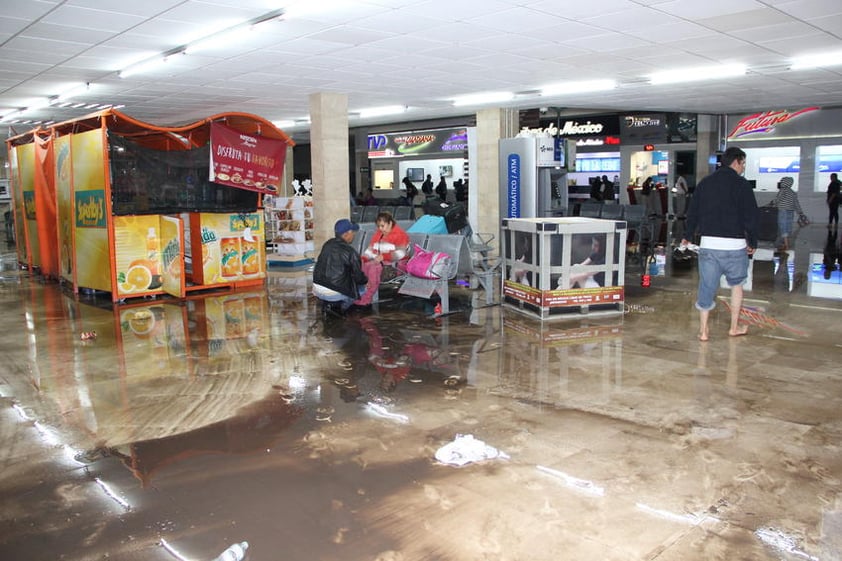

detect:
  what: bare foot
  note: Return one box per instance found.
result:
[728,324,749,337]
[698,331,709,342]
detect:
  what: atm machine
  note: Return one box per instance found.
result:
[499,136,577,219]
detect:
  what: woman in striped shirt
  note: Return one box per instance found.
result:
[774,176,803,251]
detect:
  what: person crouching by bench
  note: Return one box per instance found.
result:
[313,219,369,316]
[354,212,410,308]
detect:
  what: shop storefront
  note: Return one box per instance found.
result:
[619,113,698,214]
[362,126,470,205]
[537,114,622,205]
[725,106,842,206]
[7,109,292,303]
[726,106,842,300]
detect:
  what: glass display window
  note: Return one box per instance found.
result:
[743,146,800,192]
[815,145,842,193]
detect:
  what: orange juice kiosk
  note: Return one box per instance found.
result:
[6,109,294,302]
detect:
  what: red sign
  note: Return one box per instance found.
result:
[210,122,286,194]
[727,107,820,139]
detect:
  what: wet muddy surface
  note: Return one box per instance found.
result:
[1,230,842,560]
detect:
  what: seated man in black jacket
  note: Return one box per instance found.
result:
[312,219,369,315]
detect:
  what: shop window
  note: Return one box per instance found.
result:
[815,145,842,193]
[743,146,800,192]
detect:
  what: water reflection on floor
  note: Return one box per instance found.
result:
[1,233,842,560]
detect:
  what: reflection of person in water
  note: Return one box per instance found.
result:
[359,317,411,392]
[568,236,605,288]
[823,228,840,280]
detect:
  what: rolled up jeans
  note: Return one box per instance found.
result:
[695,248,749,311]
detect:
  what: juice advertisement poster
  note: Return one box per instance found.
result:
[114,215,163,297]
[160,216,184,298]
[72,130,111,292]
[199,213,265,284]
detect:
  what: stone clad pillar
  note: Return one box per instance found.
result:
[473,108,519,252]
[310,92,350,252]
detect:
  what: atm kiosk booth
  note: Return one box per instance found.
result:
[6,109,293,303]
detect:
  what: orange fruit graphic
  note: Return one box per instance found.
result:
[125,264,153,290]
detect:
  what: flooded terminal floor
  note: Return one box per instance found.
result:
[1,224,842,561]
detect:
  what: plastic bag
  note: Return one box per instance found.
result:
[798,214,810,227]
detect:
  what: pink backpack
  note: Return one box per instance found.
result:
[405,244,452,279]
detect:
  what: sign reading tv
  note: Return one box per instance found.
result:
[367,128,468,158]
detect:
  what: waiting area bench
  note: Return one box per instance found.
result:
[350,227,500,314]
[397,232,500,314]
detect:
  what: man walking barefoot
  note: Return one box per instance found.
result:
[682,146,759,341]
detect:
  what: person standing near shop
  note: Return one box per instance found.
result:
[827,172,841,228]
[435,176,448,201]
[681,146,758,341]
[421,174,434,196]
[601,175,614,203]
[402,176,418,208]
[673,174,689,218]
[773,176,803,251]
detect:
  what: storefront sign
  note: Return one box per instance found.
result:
[210,122,286,194]
[620,114,667,143]
[537,115,621,138]
[727,107,821,139]
[75,190,106,228]
[506,153,521,218]
[367,127,468,158]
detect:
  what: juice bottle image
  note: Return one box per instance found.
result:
[220,237,241,277]
[241,236,260,275]
[223,297,245,338]
[146,227,160,274]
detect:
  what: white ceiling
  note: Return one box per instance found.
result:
[2,0,842,139]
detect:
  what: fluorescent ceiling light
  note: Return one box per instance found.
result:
[452,91,514,107]
[119,53,179,79]
[56,83,91,101]
[541,79,617,96]
[185,27,254,54]
[790,51,842,70]
[272,120,295,129]
[648,64,746,85]
[356,105,407,118]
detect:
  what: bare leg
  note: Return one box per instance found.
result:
[728,284,748,336]
[698,309,710,341]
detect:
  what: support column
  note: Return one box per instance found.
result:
[310,92,350,251]
[473,108,518,250]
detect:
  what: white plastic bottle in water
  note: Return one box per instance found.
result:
[213,541,248,561]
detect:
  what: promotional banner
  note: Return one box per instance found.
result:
[195,212,265,285]
[55,135,73,283]
[209,122,286,194]
[72,129,111,292]
[160,216,185,298]
[16,143,37,266]
[367,128,468,158]
[114,215,163,297]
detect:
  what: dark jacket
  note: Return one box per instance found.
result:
[685,166,759,248]
[313,237,368,298]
